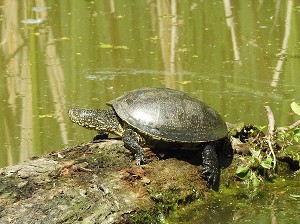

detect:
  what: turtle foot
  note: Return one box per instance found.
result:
[202,166,220,190]
[202,141,221,191]
[135,153,145,166]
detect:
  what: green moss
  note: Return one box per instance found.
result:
[124,181,202,223]
[127,209,158,224]
[284,145,300,163]
[276,160,290,173]
[147,185,200,216]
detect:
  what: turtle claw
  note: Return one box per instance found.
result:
[202,166,220,190]
[135,153,145,165]
[136,160,141,166]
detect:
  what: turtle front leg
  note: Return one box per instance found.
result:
[202,141,220,190]
[122,129,146,165]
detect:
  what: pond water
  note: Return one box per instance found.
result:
[1,1,300,223]
[167,174,300,223]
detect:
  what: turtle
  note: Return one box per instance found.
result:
[68,87,230,190]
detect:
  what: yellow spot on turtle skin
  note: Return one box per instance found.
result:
[112,130,123,137]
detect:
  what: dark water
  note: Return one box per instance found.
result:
[1,1,300,223]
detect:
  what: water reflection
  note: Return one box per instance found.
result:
[271,0,293,87]
[1,1,300,169]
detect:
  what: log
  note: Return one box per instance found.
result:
[0,140,207,223]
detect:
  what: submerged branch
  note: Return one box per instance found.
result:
[264,106,277,169]
[277,120,300,132]
[264,106,276,139]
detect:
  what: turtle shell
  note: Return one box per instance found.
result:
[107,87,227,143]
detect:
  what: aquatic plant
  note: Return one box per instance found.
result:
[234,103,300,188]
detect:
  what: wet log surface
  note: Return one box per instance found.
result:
[0,140,207,224]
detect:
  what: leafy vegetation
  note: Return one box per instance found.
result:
[234,102,300,188]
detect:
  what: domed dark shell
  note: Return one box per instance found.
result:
[107,87,227,143]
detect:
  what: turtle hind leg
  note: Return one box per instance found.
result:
[122,129,146,165]
[202,141,220,191]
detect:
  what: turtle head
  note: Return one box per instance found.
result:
[68,108,123,135]
[68,108,103,130]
